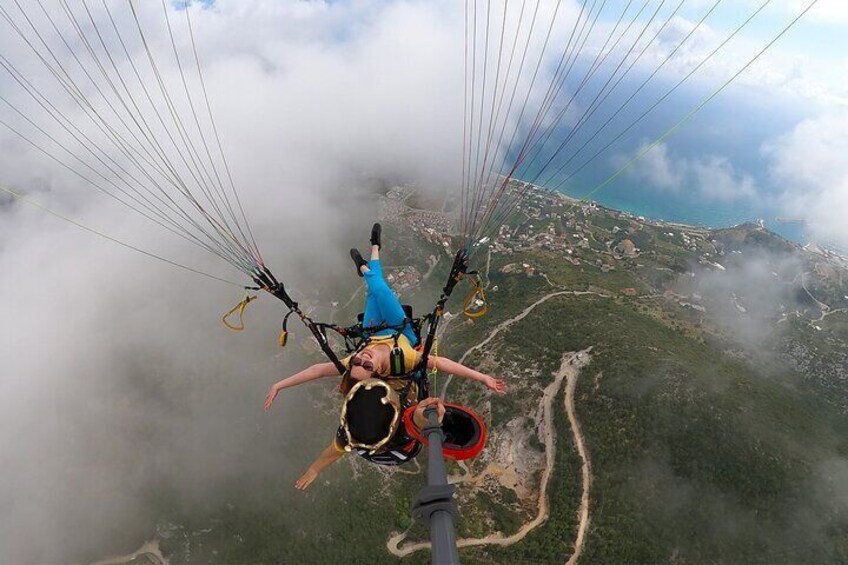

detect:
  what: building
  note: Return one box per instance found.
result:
[615,239,637,258]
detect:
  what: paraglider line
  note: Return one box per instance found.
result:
[0,185,244,287]
[575,0,820,205]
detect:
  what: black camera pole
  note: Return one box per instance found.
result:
[412,407,460,565]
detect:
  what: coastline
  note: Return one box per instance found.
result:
[509,174,808,245]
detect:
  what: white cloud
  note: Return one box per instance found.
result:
[621,142,685,191]
[583,2,848,110]
[0,0,842,560]
[757,0,848,24]
[0,0,479,561]
[763,110,848,247]
[617,141,758,203]
[690,156,758,202]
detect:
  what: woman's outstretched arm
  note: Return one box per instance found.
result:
[427,356,506,394]
[264,362,341,411]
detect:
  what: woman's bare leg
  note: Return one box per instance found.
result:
[370,244,380,261]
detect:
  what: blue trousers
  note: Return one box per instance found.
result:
[363,259,418,346]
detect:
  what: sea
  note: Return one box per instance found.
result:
[515,69,814,246]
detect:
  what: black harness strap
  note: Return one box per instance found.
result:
[324,315,420,356]
[416,249,469,377]
[253,248,469,381]
[253,267,348,375]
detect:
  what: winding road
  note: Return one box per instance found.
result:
[389,348,594,561]
[565,351,592,565]
[439,290,597,398]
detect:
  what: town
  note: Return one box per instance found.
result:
[377,180,848,322]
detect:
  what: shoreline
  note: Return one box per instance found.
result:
[514,179,812,247]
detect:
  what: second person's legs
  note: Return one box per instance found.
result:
[361,244,417,345]
[362,244,385,328]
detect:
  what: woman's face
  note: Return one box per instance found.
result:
[349,346,388,381]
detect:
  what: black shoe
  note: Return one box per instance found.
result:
[350,248,367,277]
[370,223,382,249]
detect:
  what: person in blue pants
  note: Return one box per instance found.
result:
[356,235,419,348]
[264,223,505,489]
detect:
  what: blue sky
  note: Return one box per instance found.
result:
[540,0,848,245]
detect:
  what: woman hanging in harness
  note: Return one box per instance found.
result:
[263,223,505,403]
[264,223,505,489]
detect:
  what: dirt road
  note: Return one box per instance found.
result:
[439,290,595,398]
[388,350,593,559]
[565,352,592,565]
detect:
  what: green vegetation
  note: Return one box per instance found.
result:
[138,197,848,564]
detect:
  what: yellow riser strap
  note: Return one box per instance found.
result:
[222,294,257,331]
[462,275,488,319]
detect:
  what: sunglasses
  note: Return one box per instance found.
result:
[350,354,388,377]
[351,356,375,372]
